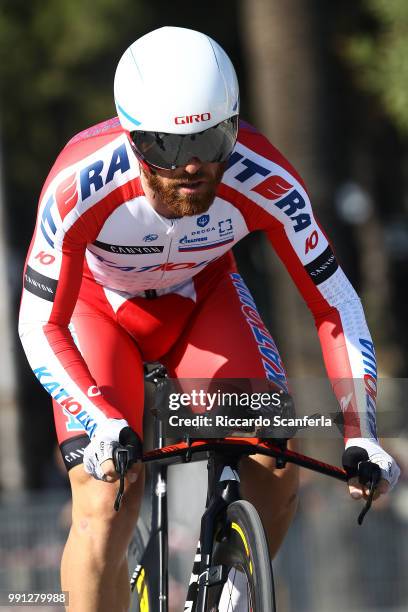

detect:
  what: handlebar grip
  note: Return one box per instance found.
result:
[342,446,381,486]
[342,446,369,479]
[358,460,381,488]
[118,427,143,468]
[119,426,141,447]
[342,446,382,525]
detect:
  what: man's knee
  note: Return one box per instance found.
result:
[239,445,299,558]
[69,463,144,529]
[239,448,299,516]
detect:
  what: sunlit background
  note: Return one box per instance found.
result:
[0,1,407,610]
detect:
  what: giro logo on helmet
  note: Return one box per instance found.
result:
[174,113,211,125]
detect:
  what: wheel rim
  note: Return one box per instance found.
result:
[217,565,253,611]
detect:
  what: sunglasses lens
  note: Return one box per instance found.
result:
[131,116,238,170]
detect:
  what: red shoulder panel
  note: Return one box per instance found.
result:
[237,119,307,192]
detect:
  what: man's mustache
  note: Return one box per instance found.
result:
[172,173,210,185]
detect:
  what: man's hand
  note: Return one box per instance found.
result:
[343,438,400,501]
[348,476,389,501]
[83,418,141,483]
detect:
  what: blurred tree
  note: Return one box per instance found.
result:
[344,0,408,134]
[239,0,332,376]
[0,0,150,250]
[334,1,408,374]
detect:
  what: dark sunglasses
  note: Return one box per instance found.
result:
[130,116,239,170]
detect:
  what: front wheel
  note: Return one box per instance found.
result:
[206,499,276,611]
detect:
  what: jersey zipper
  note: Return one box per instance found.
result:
[160,219,177,281]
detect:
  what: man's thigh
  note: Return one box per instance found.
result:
[165,271,287,386]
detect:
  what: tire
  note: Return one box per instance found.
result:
[206,500,276,611]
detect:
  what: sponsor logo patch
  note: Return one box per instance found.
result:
[93,240,164,255]
[178,236,234,252]
[218,218,233,236]
[24,265,58,302]
[197,214,210,227]
[60,436,89,469]
[178,217,234,251]
[174,113,211,125]
[305,246,338,285]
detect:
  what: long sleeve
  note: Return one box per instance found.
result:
[19,134,137,438]
[222,124,378,442]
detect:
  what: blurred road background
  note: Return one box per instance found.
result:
[0,1,407,610]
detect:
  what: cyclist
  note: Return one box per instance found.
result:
[19,26,400,612]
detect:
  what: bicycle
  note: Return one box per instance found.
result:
[113,364,381,612]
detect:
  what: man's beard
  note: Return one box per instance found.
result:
[142,165,225,217]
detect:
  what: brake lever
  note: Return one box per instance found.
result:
[357,484,376,525]
[113,448,130,512]
[357,461,381,525]
[112,428,143,511]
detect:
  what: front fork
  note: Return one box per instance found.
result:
[184,453,241,612]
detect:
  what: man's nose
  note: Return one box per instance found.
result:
[184,157,204,174]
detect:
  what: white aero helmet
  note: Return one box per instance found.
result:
[114,26,240,169]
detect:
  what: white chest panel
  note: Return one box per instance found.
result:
[86,195,249,294]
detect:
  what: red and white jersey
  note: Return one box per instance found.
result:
[19,117,378,441]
